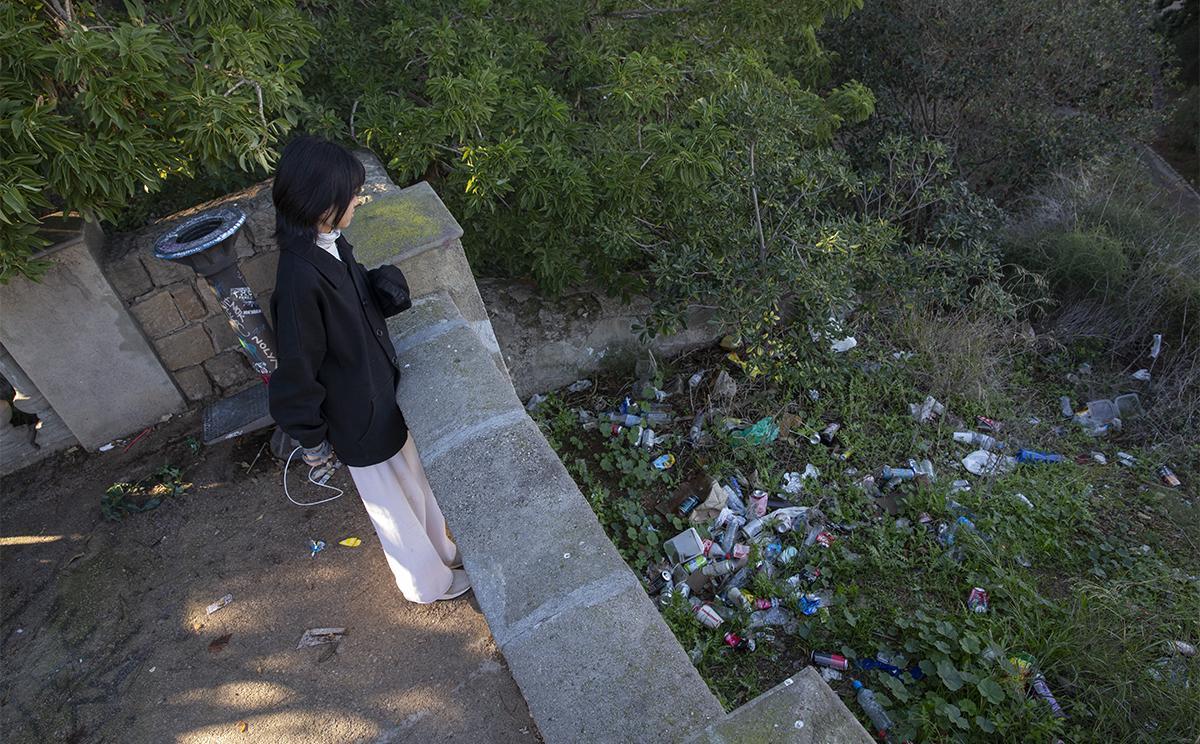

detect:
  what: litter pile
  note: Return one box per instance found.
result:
[532,347,1190,738]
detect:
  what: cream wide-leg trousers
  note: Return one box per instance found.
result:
[347,434,457,603]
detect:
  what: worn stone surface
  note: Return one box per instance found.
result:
[204,313,240,353]
[141,250,192,286]
[241,251,279,299]
[203,351,252,389]
[345,173,462,269]
[155,324,215,371]
[479,277,721,400]
[0,345,78,475]
[196,280,224,316]
[174,364,213,401]
[0,219,183,448]
[104,249,153,299]
[686,669,872,744]
[168,283,207,322]
[129,290,185,339]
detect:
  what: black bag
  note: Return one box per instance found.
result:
[369,264,413,317]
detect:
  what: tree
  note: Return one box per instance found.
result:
[0,0,313,283]
[826,0,1169,195]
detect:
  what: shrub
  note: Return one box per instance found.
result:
[1026,229,1130,297]
[0,0,312,282]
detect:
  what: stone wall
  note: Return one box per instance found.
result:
[102,184,280,403]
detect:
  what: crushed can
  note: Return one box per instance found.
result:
[967,587,989,613]
[731,543,751,560]
[724,631,756,652]
[682,554,709,573]
[689,597,723,629]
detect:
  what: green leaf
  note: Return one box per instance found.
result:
[878,672,911,702]
[936,658,964,691]
[975,716,997,733]
[977,677,1005,705]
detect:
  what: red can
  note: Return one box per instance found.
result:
[724,632,755,652]
[1159,465,1181,488]
[968,587,989,613]
[811,651,849,670]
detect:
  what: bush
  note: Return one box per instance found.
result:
[1026,229,1130,297]
[0,0,312,283]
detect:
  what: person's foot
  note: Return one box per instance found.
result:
[448,548,463,569]
[437,569,471,600]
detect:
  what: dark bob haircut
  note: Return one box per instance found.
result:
[272,135,366,245]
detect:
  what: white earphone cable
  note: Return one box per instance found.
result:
[283,446,344,506]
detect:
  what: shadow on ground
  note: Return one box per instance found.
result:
[0,411,539,743]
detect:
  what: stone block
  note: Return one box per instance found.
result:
[500,581,724,743]
[234,230,254,259]
[241,251,279,298]
[155,324,214,371]
[344,180,463,268]
[174,365,213,402]
[0,217,183,448]
[686,669,872,744]
[204,314,240,352]
[421,419,635,640]
[243,200,278,252]
[141,251,192,286]
[203,351,252,389]
[168,283,207,322]
[105,250,153,300]
[388,321,522,451]
[129,290,185,339]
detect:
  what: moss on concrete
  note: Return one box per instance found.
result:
[347,185,462,268]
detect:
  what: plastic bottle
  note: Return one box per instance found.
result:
[1015,448,1063,464]
[881,465,916,480]
[953,431,1005,451]
[702,559,738,577]
[748,605,794,628]
[851,680,893,739]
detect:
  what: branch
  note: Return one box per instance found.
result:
[749,141,767,262]
[350,97,361,144]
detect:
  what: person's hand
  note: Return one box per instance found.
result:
[301,440,333,467]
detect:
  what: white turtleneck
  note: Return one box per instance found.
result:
[316,228,342,261]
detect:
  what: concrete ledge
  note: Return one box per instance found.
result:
[687,669,872,744]
[348,166,464,267]
[392,292,724,743]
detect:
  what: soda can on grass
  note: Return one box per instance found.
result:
[812,651,849,670]
[1158,465,1181,488]
[967,587,989,613]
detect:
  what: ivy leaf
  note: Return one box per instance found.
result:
[936,658,964,691]
[959,634,981,654]
[879,672,911,702]
[977,677,1005,705]
[975,716,997,733]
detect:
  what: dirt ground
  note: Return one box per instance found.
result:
[0,410,539,743]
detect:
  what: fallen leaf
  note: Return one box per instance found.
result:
[237,720,248,733]
[208,633,232,654]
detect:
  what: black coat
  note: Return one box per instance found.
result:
[268,233,413,467]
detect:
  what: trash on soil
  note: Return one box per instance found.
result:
[713,369,738,400]
[955,446,1012,477]
[909,395,945,423]
[812,651,850,670]
[1117,451,1136,467]
[652,453,676,470]
[664,528,705,563]
[750,489,769,517]
[1158,465,1181,488]
[1169,640,1197,657]
[688,370,706,389]
[858,656,925,680]
[1013,492,1034,509]
[731,417,779,446]
[690,597,724,628]
[953,431,1005,451]
[338,537,362,547]
[1010,654,1067,719]
[820,667,843,682]
[750,606,797,630]
[1015,448,1063,464]
[831,336,858,353]
[1114,393,1144,419]
[297,627,345,649]
[1091,452,1108,465]
[852,680,894,739]
[309,539,327,558]
[1132,369,1151,381]
[1059,396,1075,419]
[208,633,233,654]
[976,415,1002,432]
[206,594,234,615]
[967,587,990,613]
[950,479,971,493]
[724,631,755,652]
[525,393,547,412]
[807,389,820,401]
[98,442,116,452]
[566,379,593,393]
[1150,333,1163,359]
